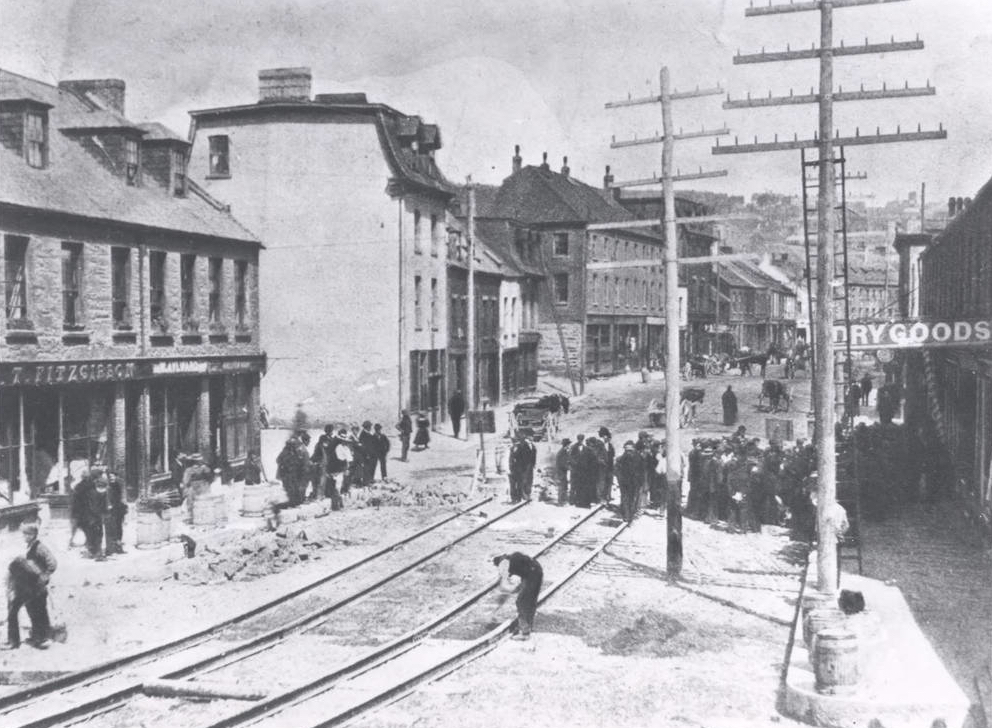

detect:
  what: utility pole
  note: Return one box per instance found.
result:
[466,179,476,409]
[717,0,946,595]
[606,69,727,579]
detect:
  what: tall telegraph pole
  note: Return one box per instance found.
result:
[718,0,946,594]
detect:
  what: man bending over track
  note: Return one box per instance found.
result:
[493,553,543,641]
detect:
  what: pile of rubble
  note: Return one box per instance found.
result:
[170,524,353,585]
[347,480,472,509]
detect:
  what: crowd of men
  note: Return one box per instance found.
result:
[276,420,395,511]
[551,427,669,525]
[683,429,818,537]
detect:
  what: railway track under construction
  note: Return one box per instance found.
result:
[0,495,538,727]
[110,504,626,728]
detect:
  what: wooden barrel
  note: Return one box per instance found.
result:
[814,628,859,695]
[168,506,184,541]
[135,509,167,549]
[241,484,269,517]
[192,495,216,527]
[803,606,845,650]
[213,493,228,526]
[800,591,836,629]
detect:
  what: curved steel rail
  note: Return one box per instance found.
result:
[0,496,508,725]
[203,504,611,728]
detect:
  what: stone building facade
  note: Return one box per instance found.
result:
[188,68,454,428]
[0,69,263,507]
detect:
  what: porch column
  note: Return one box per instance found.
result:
[139,383,150,498]
[112,383,127,477]
[198,377,211,460]
[57,391,65,494]
[18,391,28,492]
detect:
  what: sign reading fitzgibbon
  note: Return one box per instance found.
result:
[833,319,991,350]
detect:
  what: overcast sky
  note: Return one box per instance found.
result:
[3,0,990,204]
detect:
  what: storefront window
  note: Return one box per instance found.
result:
[62,386,112,468]
[149,382,201,474]
[149,383,176,475]
[223,374,251,461]
[0,393,30,501]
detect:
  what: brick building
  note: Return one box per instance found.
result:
[915,184,992,526]
[476,153,668,378]
[188,68,455,427]
[715,259,797,353]
[0,69,264,507]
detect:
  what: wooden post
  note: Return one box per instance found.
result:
[814,0,839,595]
[661,67,684,579]
[467,181,477,408]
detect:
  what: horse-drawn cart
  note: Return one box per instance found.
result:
[509,396,564,441]
[757,379,792,413]
[648,387,705,427]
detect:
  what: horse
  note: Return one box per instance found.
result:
[758,379,791,412]
[732,352,769,378]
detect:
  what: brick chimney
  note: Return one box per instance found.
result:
[512,144,522,174]
[58,79,126,115]
[561,156,570,178]
[603,165,614,189]
[540,152,549,171]
[258,67,312,103]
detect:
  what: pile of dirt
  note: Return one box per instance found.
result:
[599,611,686,657]
[348,480,472,509]
[170,526,355,585]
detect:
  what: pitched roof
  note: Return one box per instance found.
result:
[487,165,636,226]
[137,122,187,142]
[474,219,544,278]
[719,260,795,296]
[190,95,456,198]
[0,69,258,244]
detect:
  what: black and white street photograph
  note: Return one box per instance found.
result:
[0,1,990,726]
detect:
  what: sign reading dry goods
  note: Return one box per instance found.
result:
[833,319,991,350]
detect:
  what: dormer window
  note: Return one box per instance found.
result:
[125,137,139,185]
[172,148,187,196]
[25,111,47,168]
[209,135,230,177]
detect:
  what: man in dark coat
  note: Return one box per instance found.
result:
[396,410,412,461]
[359,421,377,484]
[310,426,335,500]
[555,438,571,505]
[569,435,598,508]
[105,472,127,555]
[615,441,643,524]
[508,432,537,503]
[493,552,543,641]
[371,424,391,480]
[4,523,57,650]
[322,427,349,509]
[722,385,738,426]
[448,390,466,439]
[276,433,309,507]
[597,427,616,503]
[80,471,111,560]
[859,373,873,406]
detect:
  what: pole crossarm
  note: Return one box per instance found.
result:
[611,126,730,148]
[586,213,759,231]
[611,169,729,187]
[712,126,945,154]
[734,38,923,64]
[586,252,761,271]
[605,85,725,109]
[746,0,909,16]
[723,83,934,109]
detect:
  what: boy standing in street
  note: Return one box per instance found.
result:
[4,523,57,650]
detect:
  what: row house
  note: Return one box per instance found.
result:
[915,179,992,527]
[609,186,724,358]
[187,68,455,428]
[715,259,797,353]
[0,69,264,511]
[476,151,668,378]
[832,263,899,322]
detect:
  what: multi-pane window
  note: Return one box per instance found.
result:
[554,273,569,304]
[414,275,423,329]
[172,149,186,196]
[3,235,28,322]
[553,233,569,256]
[111,247,131,328]
[208,257,223,324]
[223,375,251,460]
[430,215,439,256]
[413,210,422,253]
[180,254,196,326]
[25,112,46,168]
[209,135,230,176]
[430,278,438,330]
[124,137,139,185]
[149,251,167,331]
[591,274,598,306]
[61,242,84,328]
[235,260,248,327]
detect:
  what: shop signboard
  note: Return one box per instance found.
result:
[0,356,265,386]
[468,410,496,434]
[833,318,990,350]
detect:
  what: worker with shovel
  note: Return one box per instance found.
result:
[492,553,543,641]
